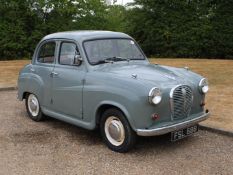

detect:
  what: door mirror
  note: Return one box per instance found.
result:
[73,54,83,66]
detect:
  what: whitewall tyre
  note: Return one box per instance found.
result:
[100,108,136,153]
[25,93,45,121]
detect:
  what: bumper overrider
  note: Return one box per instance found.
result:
[136,111,210,136]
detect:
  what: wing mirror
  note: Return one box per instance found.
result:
[73,54,83,66]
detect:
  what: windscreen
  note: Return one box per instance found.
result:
[84,39,145,65]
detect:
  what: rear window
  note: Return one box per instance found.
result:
[37,42,56,64]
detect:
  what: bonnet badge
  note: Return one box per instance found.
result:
[164,74,176,80]
[131,74,137,79]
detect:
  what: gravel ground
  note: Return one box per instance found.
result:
[0,90,233,175]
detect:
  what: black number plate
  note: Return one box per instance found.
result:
[171,125,198,141]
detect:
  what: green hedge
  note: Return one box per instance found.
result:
[0,0,232,60]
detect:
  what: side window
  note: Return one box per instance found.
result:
[59,42,78,65]
[37,42,56,63]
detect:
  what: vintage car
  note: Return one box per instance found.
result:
[18,31,210,152]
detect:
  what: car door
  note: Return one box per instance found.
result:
[51,41,86,119]
[33,41,56,107]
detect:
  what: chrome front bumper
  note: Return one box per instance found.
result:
[136,111,210,136]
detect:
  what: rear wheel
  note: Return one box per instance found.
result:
[25,93,45,121]
[100,108,136,153]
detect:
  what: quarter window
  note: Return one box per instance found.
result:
[37,42,56,63]
[59,42,78,65]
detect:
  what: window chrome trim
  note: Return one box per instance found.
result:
[58,41,79,66]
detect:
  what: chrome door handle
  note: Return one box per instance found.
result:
[30,68,35,72]
[51,72,59,77]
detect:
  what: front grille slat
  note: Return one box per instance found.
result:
[170,85,193,120]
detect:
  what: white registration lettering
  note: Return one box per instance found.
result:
[187,126,197,135]
[177,130,184,139]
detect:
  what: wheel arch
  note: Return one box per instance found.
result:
[18,70,45,100]
[95,101,136,131]
[22,91,30,99]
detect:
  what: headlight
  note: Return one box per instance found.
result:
[199,78,209,94]
[148,87,162,105]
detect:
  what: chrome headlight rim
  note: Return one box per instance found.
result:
[199,78,209,94]
[148,87,162,105]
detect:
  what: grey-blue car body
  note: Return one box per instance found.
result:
[18,31,210,152]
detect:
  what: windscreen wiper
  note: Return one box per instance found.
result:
[93,59,114,65]
[93,57,130,65]
[104,56,130,62]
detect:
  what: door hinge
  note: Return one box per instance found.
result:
[50,98,53,104]
[82,79,86,84]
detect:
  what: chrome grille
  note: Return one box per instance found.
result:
[170,85,193,120]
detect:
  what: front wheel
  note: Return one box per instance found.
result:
[25,93,45,122]
[100,108,137,153]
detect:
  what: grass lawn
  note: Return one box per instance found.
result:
[0,59,232,131]
[0,60,30,88]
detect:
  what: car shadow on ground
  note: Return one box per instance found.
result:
[32,114,197,154]
[17,106,197,154]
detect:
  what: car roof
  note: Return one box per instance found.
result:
[42,30,132,42]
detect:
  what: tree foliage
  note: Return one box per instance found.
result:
[0,0,108,59]
[125,0,233,59]
[0,0,232,59]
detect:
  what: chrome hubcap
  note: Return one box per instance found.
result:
[28,94,39,117]
[105,116,125,146]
